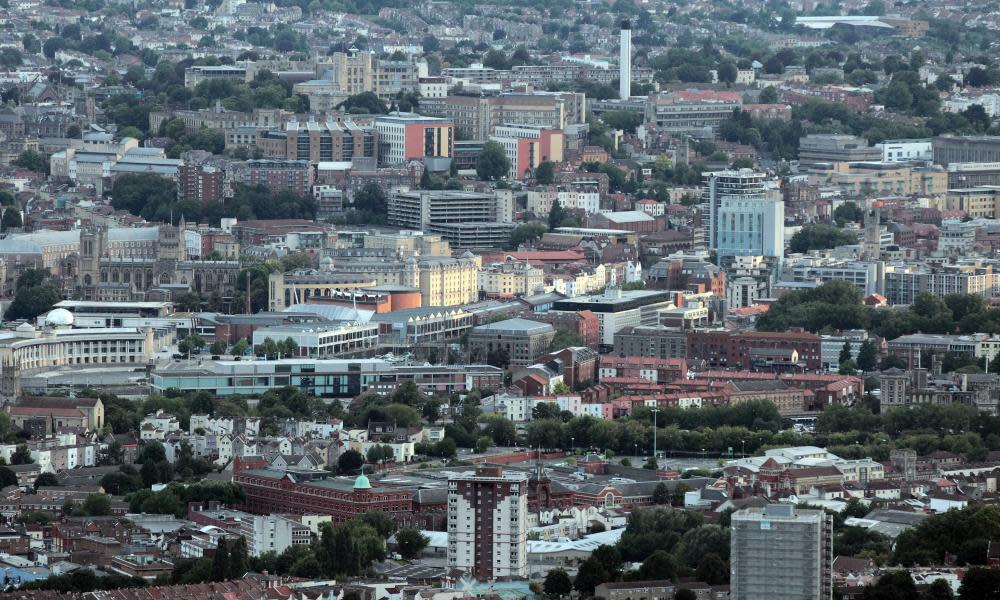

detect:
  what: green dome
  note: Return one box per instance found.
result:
[353,474,372,490]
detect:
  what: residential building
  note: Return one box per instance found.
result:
[256,118,378,164]
[730,504,833,600]
[467,319,556,368]
[612,326,688,359]
[447,467,528,581]
[687,329,823,371]
[245,160,314,196]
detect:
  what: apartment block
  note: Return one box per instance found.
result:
[447,467,528,581]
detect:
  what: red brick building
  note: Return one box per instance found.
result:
[686,329,822,371]
[532,309,600,349]
[178,164,223,205]
[536,346,598,388]
[598,355,687,384]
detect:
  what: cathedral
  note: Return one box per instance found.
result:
[72,223,240,302]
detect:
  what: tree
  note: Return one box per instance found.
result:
[336,92,388,114]
[210,340,228,356]
[758,86,779,103]
[476,141,511,181]
[574,556,610,598]
[34,472,59,491]
[536,161,556,184]
[789,224,857,253]
[543,568,573,599]
[11,444,32,465]
[281,337,299,358]
[857,339,879,372]
[549,330,585,352]
[231,338,249,356]
[922,579,954,600]
[958,567,1000,600]
[80,494,112,516]
[717,62,737,85]
[12,149,48,174]
[652,482,669,504]
[178,334,206,357]
[674,591,697,600]
[638,550,677,581]
[229,537,249,578]
[643,456,659,470]
[695,553,728,585]
[548,199,568,230]
[6,284,60,321]
[839,341,853,365]
[0,466,16,488]
[337,449,364,475]
[211,538,230,581]
[834,202,864,226]
[865,571,918,600]
[510,223,547,248]
[422,400,441,423]
[394,528,429,559]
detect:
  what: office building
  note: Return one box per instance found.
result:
[251,323,380,357]
[933,135,1000,166]
[644,90,742,134]
[490,125,564,181]
[447,467,528,581]
[152,358,503,397]
[424,93,585,140]
[387,190,514,249]
[877,139,933,163]
[798,134,881,167]
[619,21,631,100]
[374,113,453,166]
[703,169,784,260]
[730,504,833,600]
[467,319,555,368]
[551,288,679,348]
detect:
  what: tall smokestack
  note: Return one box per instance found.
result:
[619,20,632,100]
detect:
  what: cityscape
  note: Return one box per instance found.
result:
[2,0,1000,599]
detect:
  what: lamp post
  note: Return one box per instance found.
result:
[651,408,661,465]
[570,436,575,456]
[634,443,638,458]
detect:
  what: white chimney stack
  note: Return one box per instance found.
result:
[619,21,632,100]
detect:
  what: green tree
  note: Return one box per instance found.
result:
[543,568,573,599]
[336,92,388,114]
[959,566,1000,600]
[652,482,669,504]
[476,140,511,181]
[80,494,112,516]
[758,86,779,103]
[211,538,230,581]
[6,284,60,321]
[11,444,32,465]
[695,553,728,585]
[178,334,206,357]
[394,528,429,559]
[574,556,610,597]
[0,466,17,487]
[422,400,441,423]
[549,329,585,352]
[12,149,48,174]
[510,223,547,248]
[922,579,954,600]
[839,341,853,365]
[548,199,568,230]
[337,449,364,474]
[229,537,249,578]
[857,339,879,371]
[674,590,697,600]
[637,549,677,581]
[231,338,249,356]
[33,472,59,491]
[210,340,227,356]
[536,161,556,184]
[789,224,857,253]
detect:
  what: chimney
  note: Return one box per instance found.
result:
[619,21,632,100]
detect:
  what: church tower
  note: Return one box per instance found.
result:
[862,207,881,260]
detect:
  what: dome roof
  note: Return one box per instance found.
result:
[353,474,372,490]
[44,308,74,327]
[15,322,35,332]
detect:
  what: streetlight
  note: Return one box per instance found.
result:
[651,408,661,465]
[634,443,638,458]
[741,439,746,457]
[570,436,575,456]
